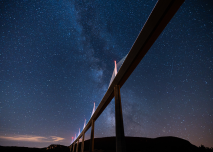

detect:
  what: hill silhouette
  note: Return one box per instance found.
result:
[75,136,211,152]
[0,136,212,152]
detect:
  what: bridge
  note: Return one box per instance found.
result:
[69,0,185,152]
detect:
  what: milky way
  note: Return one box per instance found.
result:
[0,0,213,148]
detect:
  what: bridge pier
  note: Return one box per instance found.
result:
[114,85,126,152]
[81,132,85,152]
[72,141,75,152]
[70,144,72,152]
[89,119,95,152]
[76,139,79,152]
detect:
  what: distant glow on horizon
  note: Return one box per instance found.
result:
[0,135,64,143]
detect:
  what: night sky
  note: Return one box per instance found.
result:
[0,0,213,148]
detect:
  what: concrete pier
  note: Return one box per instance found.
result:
[72,142,75,152]
[70,144,72,152]
[81,132,85,152]
[76,139,79,152]
[89,119,95,152]
[114,85,126,152]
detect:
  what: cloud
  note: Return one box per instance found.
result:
[0,135,64,143]
[50,136,64,142]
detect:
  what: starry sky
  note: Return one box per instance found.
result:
[0,0,213,148]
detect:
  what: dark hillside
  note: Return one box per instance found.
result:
[74,136,212,152]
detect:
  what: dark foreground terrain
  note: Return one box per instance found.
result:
[1,136,212,152]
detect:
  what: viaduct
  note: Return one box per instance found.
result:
[69,0,185,152]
